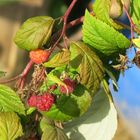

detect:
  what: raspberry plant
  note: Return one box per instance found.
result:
[0,0,140,139]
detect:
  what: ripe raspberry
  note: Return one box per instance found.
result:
[29,49,50,64]
[36,93,54,111]
[28,95,37,107]
[60,78,76,94]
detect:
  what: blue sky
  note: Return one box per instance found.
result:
[114,66,140,107]
[112,65,140,138]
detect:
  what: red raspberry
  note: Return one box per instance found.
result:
[29,49,50,64]
[28,95,37,107]
[60,78,76,94]
[36,93,54,111]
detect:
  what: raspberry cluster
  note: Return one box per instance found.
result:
[29,49,50,64]
[60,78,76,94]
[28,93,54,111]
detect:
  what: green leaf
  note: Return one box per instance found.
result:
[93,0,123,29]
[130,0,140,29]
[42,84,92,121]
[40,117,54,133]
[42,105,73,121]
[70,42,104,95]
[83,10,130,55]
[0,71,6,78]
[105,68,118,91]
[47,73,65,86]
[26,107,36,115]
[0,84,25,114]
[42,125,68,140]
[14,16,54,51]
[102,79,113,101]
[44,49,70,68]
[0,112,23,140]
[64,89,117,140]
[132,38,140,48]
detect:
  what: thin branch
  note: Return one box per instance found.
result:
[0,75,21,84]
[123,4,135,40]
[67,16,84,28]
[21,60,34,77]
[0,60,34,86]
[50,0,78,52]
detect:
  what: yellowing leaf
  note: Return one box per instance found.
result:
[70,42,104,95]
[44,49,70,67]
[42,125,68,140]
[132,38,140,48]
[14,16,54,51]
[0,112,23,140]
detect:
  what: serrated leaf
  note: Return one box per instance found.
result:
[70,42,104,95]
[64,89,117,140]
[132,38,140,48]
[44,49,70,67]
[0,84,25,114]
[83,10,130,55]
[14,16,54,51]
[130,0,140,29]
[0,71,6,78]
[42,84,92,121]
[93,0,123,29]
[47,73,65,86]
[0,112,23,140]
[42,125,68,140]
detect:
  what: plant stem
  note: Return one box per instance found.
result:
[0,60,34,85]
[0,75,21,84]
[123,3,135,40]
[50,0,78,52]
[21,60,34,77]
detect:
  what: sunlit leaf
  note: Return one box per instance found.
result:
[130,0,140,29]
[132,38,140,48]
[0,112,23,140]
[83,10,130,55]
[44,49,70,68]
[42,125,68,140]
[14,16,54,50]
[0,84,25,114]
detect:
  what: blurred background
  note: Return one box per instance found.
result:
[0,0,139,139]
